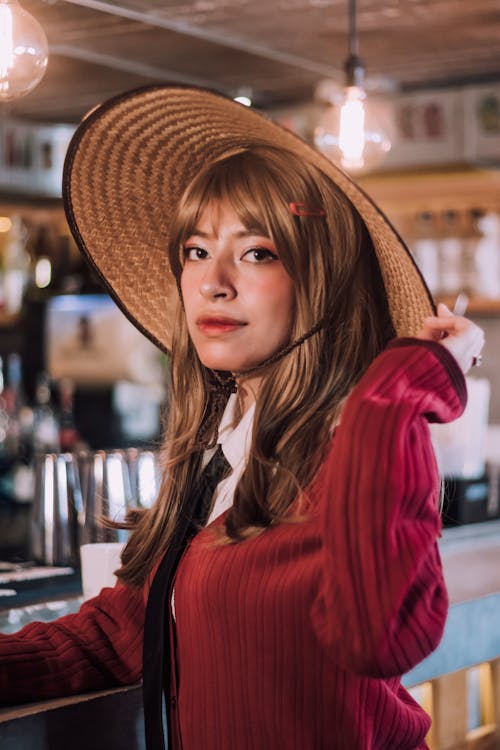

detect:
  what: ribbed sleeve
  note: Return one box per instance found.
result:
[311,338,466,677]
[0,582,144,704]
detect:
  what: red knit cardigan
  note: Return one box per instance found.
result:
[0,339,466,750]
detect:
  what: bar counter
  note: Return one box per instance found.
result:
[1,521,500,750]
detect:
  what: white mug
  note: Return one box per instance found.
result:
[80,542,125,600]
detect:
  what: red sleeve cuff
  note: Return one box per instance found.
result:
[386,337,467,409]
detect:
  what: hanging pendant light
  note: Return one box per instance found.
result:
[0,0,48,101]
[315,0,393,173]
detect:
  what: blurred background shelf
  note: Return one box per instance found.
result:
[437,297,500,316]
[359,167,500,215]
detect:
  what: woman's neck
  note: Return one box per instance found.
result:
[235,375,261,417]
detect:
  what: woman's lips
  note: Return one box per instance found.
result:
[196,316,247,335]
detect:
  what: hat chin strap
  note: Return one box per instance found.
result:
[198,319,325,449]
[233,317,325,381]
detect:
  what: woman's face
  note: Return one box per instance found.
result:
[180,200,295,373]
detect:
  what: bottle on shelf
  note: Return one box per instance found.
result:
[3,353,24,458]
[473,212,500,299]
[0,356,14,504]
[410,211,440,295]
[2,216,31,316]
[438,210,464,297]
[461,209,484,296]
[7,354,35,502]
[0,357,9,465]
[0,354,35,503]
[33,372,60,455]
[58,377,80,453]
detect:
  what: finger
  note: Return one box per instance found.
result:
[416,324,444,341]
[423,317,469,332]
[437,302,454,317]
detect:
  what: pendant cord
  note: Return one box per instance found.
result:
[348,0,358,58]
[345,0,364,87]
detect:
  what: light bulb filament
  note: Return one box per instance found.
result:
[338,86,366,169]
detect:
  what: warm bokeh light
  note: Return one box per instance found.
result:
[35,257,51,288]
[0,216,12,232]
[234,95,252,107]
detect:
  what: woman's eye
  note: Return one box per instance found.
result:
[243,247,278,263]
[184,246,208,261]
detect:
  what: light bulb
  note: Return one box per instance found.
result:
[338,86,366,169]
[233,86,253,108]
[0,0,48,101]
[234,95,252,107]
[315,86,393,173]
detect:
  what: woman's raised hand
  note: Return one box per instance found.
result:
[416,303,485,375]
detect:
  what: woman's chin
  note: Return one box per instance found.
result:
[194,343,274,373]
[196,349,257,373]
[200,357,250,372]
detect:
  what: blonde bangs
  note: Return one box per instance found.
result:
[169,145,314,279]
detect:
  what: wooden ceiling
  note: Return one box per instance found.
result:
[7,0,500,124]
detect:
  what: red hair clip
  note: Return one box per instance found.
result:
[289,202,326,217]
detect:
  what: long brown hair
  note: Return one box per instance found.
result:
[117,143,395,587]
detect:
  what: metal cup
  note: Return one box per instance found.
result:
[81,450,132,544]
[30,452,83,566]
[126,448,161,509]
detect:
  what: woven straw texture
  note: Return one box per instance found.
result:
[63,85,434,354]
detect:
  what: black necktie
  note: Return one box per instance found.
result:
[142,445,230,750]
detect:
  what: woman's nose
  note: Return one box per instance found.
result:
[199,258,236,300]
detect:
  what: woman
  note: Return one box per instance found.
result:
[0,86,484,749]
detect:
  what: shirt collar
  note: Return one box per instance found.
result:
[216,393,255,470]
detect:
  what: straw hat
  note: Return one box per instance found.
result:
[63,84,434,354]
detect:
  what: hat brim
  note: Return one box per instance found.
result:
[63,84,434,354]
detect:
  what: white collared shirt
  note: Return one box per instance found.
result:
[204,393,256,525]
